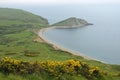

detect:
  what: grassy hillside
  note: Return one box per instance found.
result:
[0,8,48,26]
[0,8,120,80]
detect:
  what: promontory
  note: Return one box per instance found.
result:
[51,17,93,28]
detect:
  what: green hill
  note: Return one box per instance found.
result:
[0,8,48,26]
[0,8,49,36]
[52,17,92,28]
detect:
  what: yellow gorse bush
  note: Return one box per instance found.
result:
[62,60,81,74]
[0,57,102,79]
[89,66,99,75]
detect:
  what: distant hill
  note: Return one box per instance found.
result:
[52,17,92,28]
[0,8,48,27]
[0,8,49,36]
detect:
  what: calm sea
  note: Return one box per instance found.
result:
[42,4,120,64]
[1,4,120,64]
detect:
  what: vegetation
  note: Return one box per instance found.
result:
[0,57,102,80]
[0,8,120,80]
[52,17,88,27]
[0,8,48,25]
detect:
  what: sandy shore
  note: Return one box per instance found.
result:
[36,27,94,60]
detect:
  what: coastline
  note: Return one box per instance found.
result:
[36,27,120,65]
[36,26,94,60]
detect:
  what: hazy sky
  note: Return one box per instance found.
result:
[0,0,120,5]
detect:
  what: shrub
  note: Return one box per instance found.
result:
[0,57,103,80]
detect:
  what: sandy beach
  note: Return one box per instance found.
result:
[35,26,95,60]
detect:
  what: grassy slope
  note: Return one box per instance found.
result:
[0,8,120,80]
[0,8,48,25]
[52,17,88,26]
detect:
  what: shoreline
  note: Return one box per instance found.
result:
[36,26,95,60]
[36,26,110,64]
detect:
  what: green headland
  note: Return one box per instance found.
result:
[52,17,93,28]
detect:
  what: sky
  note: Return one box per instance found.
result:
[0,0,120,5]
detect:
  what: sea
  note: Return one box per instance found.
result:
[1,3,120,64]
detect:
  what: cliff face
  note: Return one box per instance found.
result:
[52,17,92,28]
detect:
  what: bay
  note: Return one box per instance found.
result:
[1,3,120,64]
[43,4,120,64]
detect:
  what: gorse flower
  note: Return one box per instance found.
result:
[0,57,102,79]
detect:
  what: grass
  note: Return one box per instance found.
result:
[0,73,26,80]
[0,25,120,79]
[0,8,48,25]
[0,29,120,80]
[0,8,119,80]
[52,17,87,26]
[0,72,88,80]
